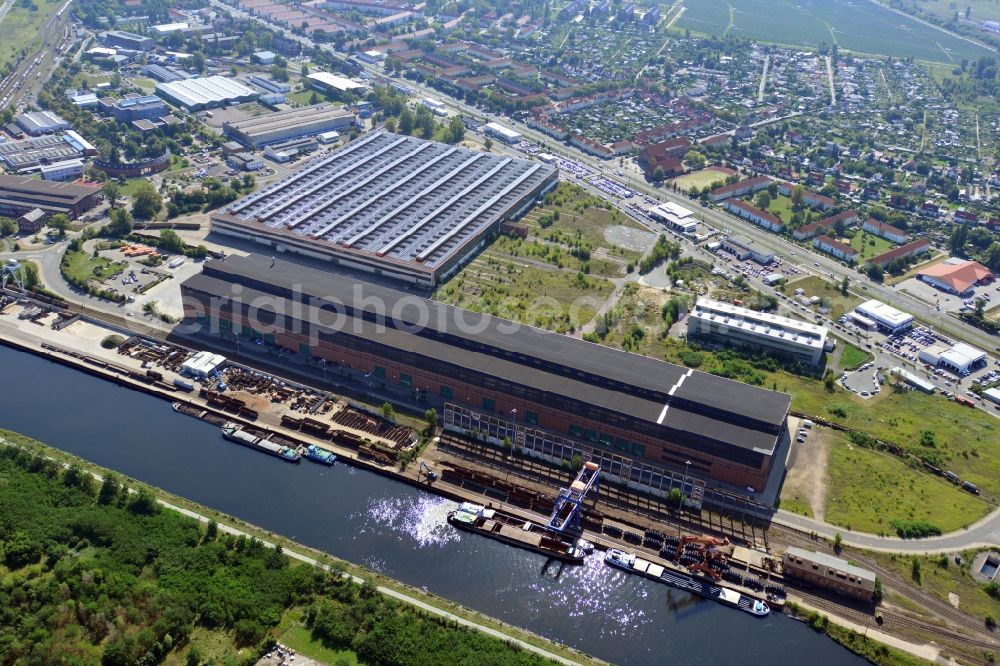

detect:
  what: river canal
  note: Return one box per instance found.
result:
[0,345,867,665]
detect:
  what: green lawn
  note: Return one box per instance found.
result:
[778,496,814,518]
[61,250,127,284]
[848,231,893,262]
[119,177,154,197]
[130,77,157,90]
[766,194,795,224]
[275,608,360,666]
[871,548,1000,629]
[838,343,873,371]
[792,383,1000,503]
[824,431,988,534]
[782,275,863,320]
[670,168,729,192]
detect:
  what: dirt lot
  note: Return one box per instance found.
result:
[779,419,831,520]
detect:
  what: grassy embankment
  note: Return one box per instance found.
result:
[0,430,596,666]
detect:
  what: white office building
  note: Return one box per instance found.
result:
[853,299,913,334]
[484,122,523,144]
[420,97,448,116]
[687,297,828,366]
[648,201,697,234]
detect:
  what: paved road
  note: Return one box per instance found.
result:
[774,507,1000,553]
[0,437,585,666]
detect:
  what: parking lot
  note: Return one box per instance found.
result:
[840,361,881,398]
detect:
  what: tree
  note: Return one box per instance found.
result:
[132,182,163,220]
[873,577,883,603]
[423,408,438,430]
[102,180,121,208]
[484,136,493,152]
[0,216,15,237]
[824,370,835,392]
[159,229,185,253]
[683,150,706,168]
[379,402,395,420]
[48,213,70,237]
[106,207,133,237]
[652,165,665,183]
[755,191,771,210]
[911,556,921,585]
[445,116,465,144]
[840,275,850,296]
[98,473,121,505]
[790,184,806,209]
[833,531,843,553]
[398,107,414,135]
[864,262,884,283]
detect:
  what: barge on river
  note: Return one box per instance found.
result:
[447,502,589,563]
[605,548,769,617]
[221,422,302,463]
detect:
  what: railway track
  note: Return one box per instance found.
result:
[792,591,998,661]
[771,522,998,643]
[0,0,72,108]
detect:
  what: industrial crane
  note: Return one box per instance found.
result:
[547,461,600,533]
[1,259,25,292]
[676,534,734,581]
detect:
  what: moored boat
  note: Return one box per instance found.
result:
[604,548,769,617]
[304,444,337,466]
[221,422,301,463]
[447,502,587,563]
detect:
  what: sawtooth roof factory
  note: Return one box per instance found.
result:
[155,76,258,110]
[210,131,559,287]
[223,104,356,148]
[181,254,793,495]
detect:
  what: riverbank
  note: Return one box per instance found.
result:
[0,429,599,666]
[0,339,877,666]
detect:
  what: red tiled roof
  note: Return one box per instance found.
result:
[918,260,993,293]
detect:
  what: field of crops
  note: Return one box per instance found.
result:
[676,0,995,63]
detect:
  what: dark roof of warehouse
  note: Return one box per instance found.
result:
[183,254,791,453]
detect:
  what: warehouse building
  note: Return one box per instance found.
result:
[721,235,773,264]
[0,134,86,173]
[919,341,987,376]
[918,258,994,296]
[483,122,522,145]
[0,175,100,219]
[687,298,828,366]
[222,104,357,148]
[210,131,558,287]
[180,254,793,493]
[155,76,258,111]
[306,72,366,96]
[15,111,70,136]
[853,299,913,334]
[782,548,876,601]
[142,63,189,83]
[247,75,292,94]
[102,30,155,51]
